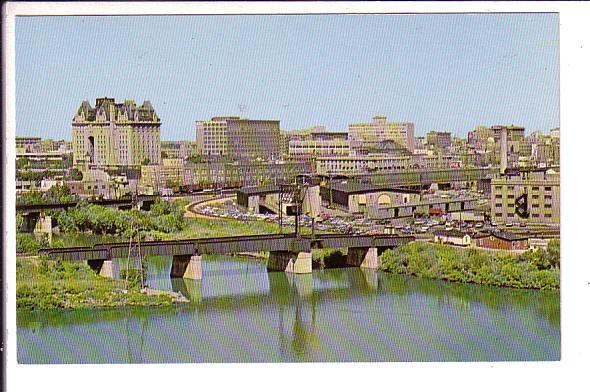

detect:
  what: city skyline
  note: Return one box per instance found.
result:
[16,14,559,140]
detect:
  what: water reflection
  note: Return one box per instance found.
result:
[17,256,560,363]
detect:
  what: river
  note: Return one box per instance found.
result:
[17,255,560,363]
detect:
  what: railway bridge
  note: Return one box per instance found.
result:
[39,233,414,280]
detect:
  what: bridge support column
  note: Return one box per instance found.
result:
[34,214,52,244]
[346,247,379,269]
[99,260,118,279]
[268,251,312,274]
[171,254,202,280]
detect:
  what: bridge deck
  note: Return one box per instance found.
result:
[39,233,414,261]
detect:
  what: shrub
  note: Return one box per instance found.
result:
[379,242,559,291]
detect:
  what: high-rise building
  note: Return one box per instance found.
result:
[196,116,281,160]
[348,116,414,155]
[72,97,161,167]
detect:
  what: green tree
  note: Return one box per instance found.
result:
[547,239,560,268]
[69,168,83,181]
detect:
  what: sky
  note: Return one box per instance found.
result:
[15,13,559,140]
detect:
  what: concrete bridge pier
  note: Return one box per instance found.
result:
[86,259,119,279]
[346,247,380,269]
[99,260,119,279]
[170,254,202,280]
[33,214,52,244]
[268,251,312,274]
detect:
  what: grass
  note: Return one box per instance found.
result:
[16,256,177,310]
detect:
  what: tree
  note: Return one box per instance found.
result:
[547,239,560,268]
[69,168,83,181]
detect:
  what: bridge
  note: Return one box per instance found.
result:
[39,233,414,280]
[17,195,158,232]
[16,194,158,213]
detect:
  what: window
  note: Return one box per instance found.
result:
[495,212,502,217]
[532,213,540,218]
[507,213,515,217]
[532,195,539,199]
[495,203,502,208]
[508,194,515,199]
[545,187,552,191]
[544,195,552,200]
[532,204,540,208]
[532,186,539,191]
[544,204,552,209]
[545,213,552,218]
[508,203,514,208]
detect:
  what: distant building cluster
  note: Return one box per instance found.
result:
[16,95,561,235]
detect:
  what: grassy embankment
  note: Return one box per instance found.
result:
[16,256,176,311]
[379,241,560,291]
[16,198,190,310]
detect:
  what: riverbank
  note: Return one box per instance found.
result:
[379,242,559,291]
[16,256,182,311]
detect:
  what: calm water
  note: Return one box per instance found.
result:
[17,255,560,363]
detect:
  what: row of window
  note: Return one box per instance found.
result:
[495,212,553,218]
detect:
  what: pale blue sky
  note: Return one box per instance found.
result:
[15,14,559,140]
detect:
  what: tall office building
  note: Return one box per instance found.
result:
[196,116,281,160]
[72,97,161,167]
[348,116,414,155]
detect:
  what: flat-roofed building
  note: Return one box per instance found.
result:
[72,97,161,167]
[161,140,197,159]
[196,116,281,161]
[348,116,414,155]
[316,154,412,176]
[320,180,478,219]
[286,128,349,157]
[491,168,560,226]
[15,136,42,153]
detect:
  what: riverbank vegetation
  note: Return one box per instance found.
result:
[16,256,177,310]
[16,184,78,205]
[380,241,560,291]
[52,198,186,239]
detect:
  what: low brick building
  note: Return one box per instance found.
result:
[474,231,529,250]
